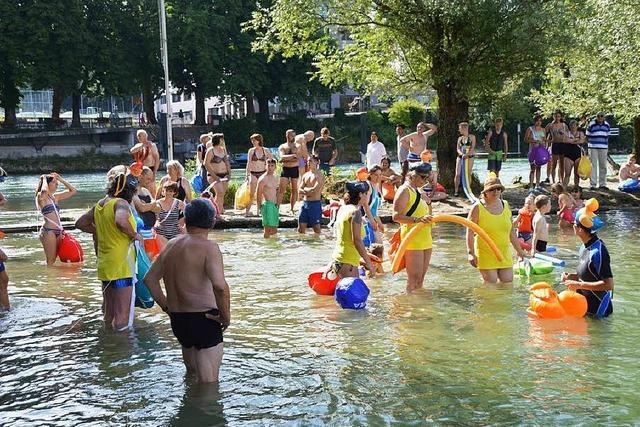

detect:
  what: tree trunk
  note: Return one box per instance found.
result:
[257,95,270,117]
[3,106,17,127]
[244,92,255,120]
[71,93,81,128]
[194,84,206,126]
[634,115,640,157]
[52,86,63,120]
[142,82,157,125]
[435,83,469,190]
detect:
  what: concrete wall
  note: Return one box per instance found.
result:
[0,128,136,159]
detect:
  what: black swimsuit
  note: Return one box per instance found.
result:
[169,308,223,349]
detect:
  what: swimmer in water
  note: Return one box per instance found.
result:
[257,159,280,238]
[145,199,231,383]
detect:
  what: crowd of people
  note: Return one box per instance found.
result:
[0,111,620,383]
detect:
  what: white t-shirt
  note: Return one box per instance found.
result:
[366,141,387,168]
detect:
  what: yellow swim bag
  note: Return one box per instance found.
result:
[234,180,251,210]
[577,148,592,179]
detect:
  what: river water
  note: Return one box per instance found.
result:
[1,158,638,425]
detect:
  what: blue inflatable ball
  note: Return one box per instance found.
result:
[335,277,370,310]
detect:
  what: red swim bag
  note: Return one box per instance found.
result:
[57,231,84,263]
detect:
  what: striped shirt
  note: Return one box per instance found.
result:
[586,121,610,149]
[155,201,181,240]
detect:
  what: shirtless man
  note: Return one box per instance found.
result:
[145,199,230,383]
[619,154,640,181]
[399,122,438,162]
[295,132,311,177]
[257,159,280,238]
[298,155,325,234]
[130,130,161,195]
[278,129,299,212]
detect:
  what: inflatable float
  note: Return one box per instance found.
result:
[57,232,84,263]
[308,268,340,295]
[527,282,587,319]
[528,144,550,166]
[382,182,396,202]
[391,214,503,274]
[534,252,565,267]
[335,277,370,310]
[460,155,477,203]
[619,178,640,193]
[515,258,554,276]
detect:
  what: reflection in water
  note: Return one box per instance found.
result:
[170,381,226,427]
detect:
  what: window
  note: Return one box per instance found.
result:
[184,93,192,101]
[172,94,181,103]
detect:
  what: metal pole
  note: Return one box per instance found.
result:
[158,0,173,161]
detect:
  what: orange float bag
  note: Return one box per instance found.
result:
[382,182,396,202]
[527,282,565,319]
[57,232,84,263]
[388,230,406,272]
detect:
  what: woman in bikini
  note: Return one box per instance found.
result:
[154,181,185,250]
[35,173,77,265]
[453,122,476,196]
[157,160,192,202]
[545,110,570,184]
[203,133,231,214]
[245,133,273,216]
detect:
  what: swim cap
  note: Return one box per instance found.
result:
[185,198,215,229]
[345,181,369,194]
[410,162,432,175]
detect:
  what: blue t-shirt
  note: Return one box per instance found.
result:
[577,236,613,316]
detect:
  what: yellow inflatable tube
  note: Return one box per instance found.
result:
[391,214,504,274]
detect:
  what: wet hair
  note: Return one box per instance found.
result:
[107,173,137,202]
[185,199,215,229]
[36,174,55,195]
[250,133,264,146]
[163,181,178,194]
[369,243,384,258]
[166,160,184,177]
[551,183,565,195]
[534,195,550,210]
[211,133,224,146]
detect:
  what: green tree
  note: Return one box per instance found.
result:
[531,0,640,153]
[30,0,89,123]
[0,1,38,126]
[252,0,574,186]
[388,99,426,127]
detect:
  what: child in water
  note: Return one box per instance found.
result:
[362,243,385,274]
[551,183,576,228]
[532,195,551,255]
[514,194,535,248]
[568,185,584,209]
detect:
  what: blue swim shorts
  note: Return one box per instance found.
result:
[298,200,323,226]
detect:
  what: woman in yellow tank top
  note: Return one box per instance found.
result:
[331,181,375,279]
[393,162,434,291]
[466,175,527,283]
[76,173,141,331]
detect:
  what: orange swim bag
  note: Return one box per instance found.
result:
[57,232,84,263]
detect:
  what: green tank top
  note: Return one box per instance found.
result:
[94,198,137,280]
[332,204,365,267]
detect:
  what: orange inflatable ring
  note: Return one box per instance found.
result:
[391,214,504,274]
[382,182,396,202]
[558,290,588,317]
[527,282,565,319]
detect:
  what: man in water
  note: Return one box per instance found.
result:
[130,130,161,194]
[313,127,338,175]
[298,155,325,234]
[145,199,231,383]
[399,122,438,163]
[257,159,280,238]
